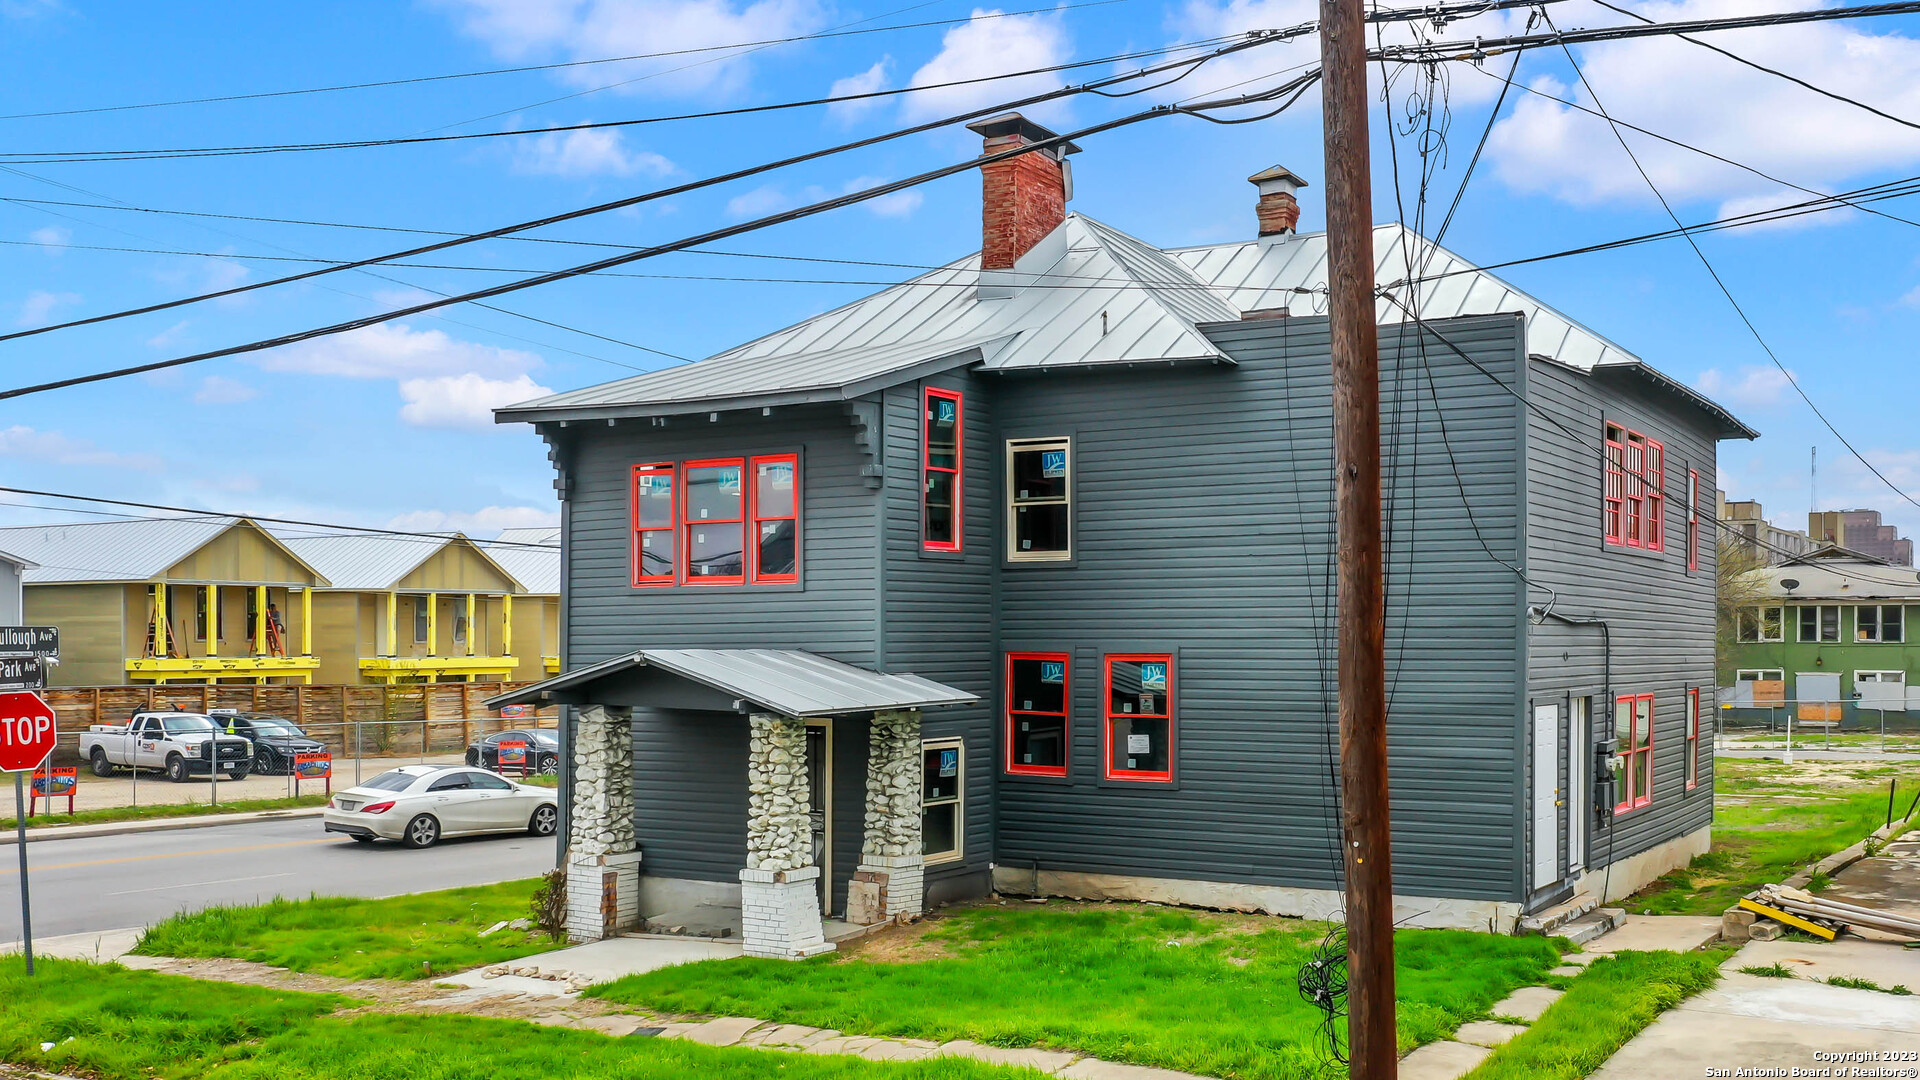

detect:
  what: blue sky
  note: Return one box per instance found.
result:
[3,0,1920,542]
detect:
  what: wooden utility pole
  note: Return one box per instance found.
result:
[1318,0,1395,1072]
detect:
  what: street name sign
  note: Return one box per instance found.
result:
[0,626,58,661]
[0,656,46,692]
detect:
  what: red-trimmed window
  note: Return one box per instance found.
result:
[1006,652,1068,777]
[1686,688,1701,791]
[924,388,962,552]
[1614,692,1654,813]
[631,463,677,586]
[1603,424,1664,550]
[683,458,746,585]
[1686,470,1700,572]
[750,454,798,584]
[1104,654,1173,782]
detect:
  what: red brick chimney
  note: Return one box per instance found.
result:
[1249,165,1308,238]
[967,113,1080,273]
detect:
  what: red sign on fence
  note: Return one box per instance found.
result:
[0,690,56,773]
[29,766,75,816]
[293,752,332,796]
[496,739,528,775]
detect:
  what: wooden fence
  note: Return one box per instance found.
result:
[43,682,560,765]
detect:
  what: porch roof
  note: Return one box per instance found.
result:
[485,648,977,719]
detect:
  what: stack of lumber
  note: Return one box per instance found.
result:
[1738,885,1920,942]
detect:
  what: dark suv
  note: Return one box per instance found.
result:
[209,711,328,775]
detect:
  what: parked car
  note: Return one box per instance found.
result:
[322,764,559,848]
[208,710,327,775]
[464,728,560,774]
[79,711,252,783]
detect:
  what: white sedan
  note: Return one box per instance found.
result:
[323,765,559,848]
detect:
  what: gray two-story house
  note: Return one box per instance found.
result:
[491,114,1755,957]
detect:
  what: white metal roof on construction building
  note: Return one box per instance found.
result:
[0,516,328,586]
[483,528,561,595]
[275,531,528,594]
[496,213,1696,424]
[487,648,978,718]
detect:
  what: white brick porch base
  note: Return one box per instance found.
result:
[740,867,834,958]
[568,851,642,943]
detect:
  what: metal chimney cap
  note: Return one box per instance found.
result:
[1249,165,1309,196]
[965,113,1082,156]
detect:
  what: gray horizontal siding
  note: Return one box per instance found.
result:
[990,313,1528,902]
[1524,359,1718,878]
[881,370,998,887]
[630,708,750,885]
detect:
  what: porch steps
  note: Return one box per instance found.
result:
[1517,892,1600,937]
[1558,907,1628,947]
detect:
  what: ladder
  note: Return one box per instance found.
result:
[264,607,285,657]
[145,611,179,658]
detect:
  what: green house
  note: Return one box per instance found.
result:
[1725,546,1920,712]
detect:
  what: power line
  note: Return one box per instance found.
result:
[0,487,560,551]
[1539,8,1920,519]
[0,36,1271,347]
[1587,0,1920,134]
[0,0,1128,122]
[1380,0,1920,62]
[0,70,1326,402]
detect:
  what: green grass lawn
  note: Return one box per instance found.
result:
[132,879,557,980]
[1,793,329,831]
[1626,758,1908,915]
[0,958,1043,1080]
[591,903,1562,1080]
[1463,949,1728,1080]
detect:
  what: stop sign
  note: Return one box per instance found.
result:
[0,691,56,773]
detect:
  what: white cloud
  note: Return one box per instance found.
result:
[1696,364,1794,411]
[1485,0,1920,209]
[193,375,259,405]
[386,504,562,533]
[1715,189,1854,233]
[259,322,541,381]
[14,290,78,327]
[513,127,675,178]
[845,176,923,218]
[146,320,190,349]
[903,9,1071,122]
[827,60,891,123]
[398,373,555,429]
[27,226,68,252]
[0,425,161,470]
[437,0,825,98]
[726,184,794,219]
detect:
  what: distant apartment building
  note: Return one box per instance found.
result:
[1810,509,1913,567]
[1718,491,1817,564]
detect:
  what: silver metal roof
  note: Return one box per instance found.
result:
[1749,549,1920,601]
[276,531,528,594]
[497,212,1736,426]
[0,516,327,585]
[482,533,561,595]
[487,648,977,718]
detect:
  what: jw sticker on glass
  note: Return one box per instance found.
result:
[718,467,743,494]
[1040,660,1065,684]
[936,398,957,424]
[1041,450,1067,478]
[939,748,959,777]
[1140,663,1168,692]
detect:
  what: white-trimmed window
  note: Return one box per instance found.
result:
[1006,437,1071,561]
[1797,606,1840,643]
[1736,669,1785,682]
[1736,605,1783,643]
[922,738,963,864]
[1857,605,1906,643]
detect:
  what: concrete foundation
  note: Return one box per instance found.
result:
[991,866,1526,933]
[1588,824,1713,905]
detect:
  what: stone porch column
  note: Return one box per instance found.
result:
[848,709,924,924]
[740,713,834,959]
[565,704,641,943]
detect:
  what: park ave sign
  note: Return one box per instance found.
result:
[0,690,56,773]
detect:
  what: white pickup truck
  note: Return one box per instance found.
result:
[80,711,253,783]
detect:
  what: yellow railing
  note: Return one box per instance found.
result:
[126,655,322,685]
[358,655,520,684]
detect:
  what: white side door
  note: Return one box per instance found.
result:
[467,771,527,830]
[1532,703,1560,891]
[134,718,164,768]
[423,773,481,833]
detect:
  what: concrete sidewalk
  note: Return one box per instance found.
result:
[1590,938,1920,1078]
[0,805,325,845]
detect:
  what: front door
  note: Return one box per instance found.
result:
[805,722,831,915]
[1531,703,1560,890]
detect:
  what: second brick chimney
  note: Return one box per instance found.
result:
[1249,165,1308,240]
[967,113,1079,278]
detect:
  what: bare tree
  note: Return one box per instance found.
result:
[1717,531,1769,680]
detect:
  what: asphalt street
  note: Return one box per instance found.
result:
[0,817,557,940]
